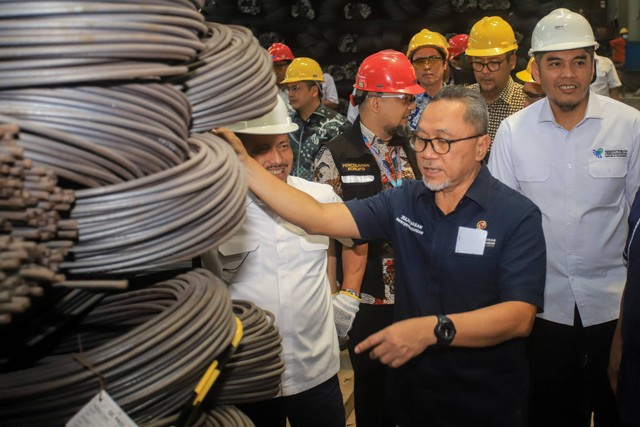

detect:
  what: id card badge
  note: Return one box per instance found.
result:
[455,226,487,255]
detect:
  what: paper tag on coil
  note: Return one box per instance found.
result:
[66,391,138,427]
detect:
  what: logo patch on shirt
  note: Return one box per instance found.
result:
[485,238,496,248]
[593,148,628,159]
[342,162,369,172]
[476,220,487,230]
[396,215,424,235]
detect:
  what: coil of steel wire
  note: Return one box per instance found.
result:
[183,22,279,132]
[206,299,284,407]
[0,83,192,181]
[60,132,246,274]
[0,1,208,88]
[0,269,238,427]
[141,405,254,427]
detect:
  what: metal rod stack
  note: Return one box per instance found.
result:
[0,269,238,427]
[0,122,76,324]
[183,22,279,132]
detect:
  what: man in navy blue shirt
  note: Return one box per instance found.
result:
[216,85,546,426]
[610,189,640,427]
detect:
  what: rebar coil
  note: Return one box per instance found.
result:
[206,300,285,406]
[0,84,192,181]
[183,22,279,132]
[141,405,255,427]
[58,132,246,275]
[0,269,237,427]
[0,0,208,88]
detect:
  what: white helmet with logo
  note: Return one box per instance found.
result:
[225,96,298,135]
[529,8,598,56]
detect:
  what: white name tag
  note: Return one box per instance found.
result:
[341,175,375,183]
[455,226,487,255]
[66,391,138,427]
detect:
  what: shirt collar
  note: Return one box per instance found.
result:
[416,164,491,211]
[537,91,604,125]
[495,77,520,106]
[293,102,330,124]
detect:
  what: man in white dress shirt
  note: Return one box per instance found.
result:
[203,97,345,427]
[488,8,640,427]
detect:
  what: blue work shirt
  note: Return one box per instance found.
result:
[346,165,546,426]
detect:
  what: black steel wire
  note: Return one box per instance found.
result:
[0,1,207,87]
[206,300,285,407]
[0,269,237,427]
[182,22,279,132]
[59,133,247,274]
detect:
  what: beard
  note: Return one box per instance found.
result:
[549,96,583,112]
[385,124,409,138]
[423,176,450,191]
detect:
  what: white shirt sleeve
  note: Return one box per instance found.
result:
[487,121,521,192]
[322,73,339,104]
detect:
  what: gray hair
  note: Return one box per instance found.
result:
[430,85,488,135]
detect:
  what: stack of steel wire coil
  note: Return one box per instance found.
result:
[60,132,247,275]
[206,299,285,406]
[183,22,279,133]
[0,269,239,426]
[0,0,207,88]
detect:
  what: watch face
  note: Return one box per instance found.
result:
[436,316,456,344]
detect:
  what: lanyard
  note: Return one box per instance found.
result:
[362,135,403,187]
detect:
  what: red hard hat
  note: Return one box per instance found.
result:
[268,43,294,62]
[354,50,424,95]
[448,34,469,59]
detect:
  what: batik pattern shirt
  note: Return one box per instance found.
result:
[289,104,350,181]
[469,77,525,143]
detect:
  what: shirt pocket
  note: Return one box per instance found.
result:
[299,234,329,251]
[514,165,551,209]
[218,237,261,284]
[586,159,627,206]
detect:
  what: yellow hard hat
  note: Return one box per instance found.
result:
[406,29,449,60]
[466,16,518,57]
[516,58,535,83]
[280,57,324,83]
[620,27,628,35]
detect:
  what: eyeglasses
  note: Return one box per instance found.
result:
[286,84,313,93]
[367,94,416,105]
[522,89,546,99]
[471,58,507,72]
[412,56,444,67]
[410,133,485,154]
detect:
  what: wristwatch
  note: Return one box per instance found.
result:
[342,288,360,298]
[434,315,456,347]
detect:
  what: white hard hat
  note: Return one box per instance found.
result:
[529,8,598,56]
[225,96,298,135]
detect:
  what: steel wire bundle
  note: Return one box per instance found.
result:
[141,405,255,427]
[0,268,238,427]
[183,22,279,132]
[59,132,247,274]
[0,84,192,181]
[206,299,285,406]
[0,0,208,88]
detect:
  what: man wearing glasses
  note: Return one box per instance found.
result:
[466,16,525,145]
[281,57,350,181]
[217,84,546,426]
[405,29,449,131]
[312,49,423,427]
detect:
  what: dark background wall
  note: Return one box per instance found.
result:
[203,0,616,99]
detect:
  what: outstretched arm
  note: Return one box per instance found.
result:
[355,301,537,368]
[215,128,361,240]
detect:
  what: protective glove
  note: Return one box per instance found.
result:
[332,290,360,339]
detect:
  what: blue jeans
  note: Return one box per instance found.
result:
[237,374,345,427]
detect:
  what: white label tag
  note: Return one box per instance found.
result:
[66,391,138,427]
[455,226,487,255]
